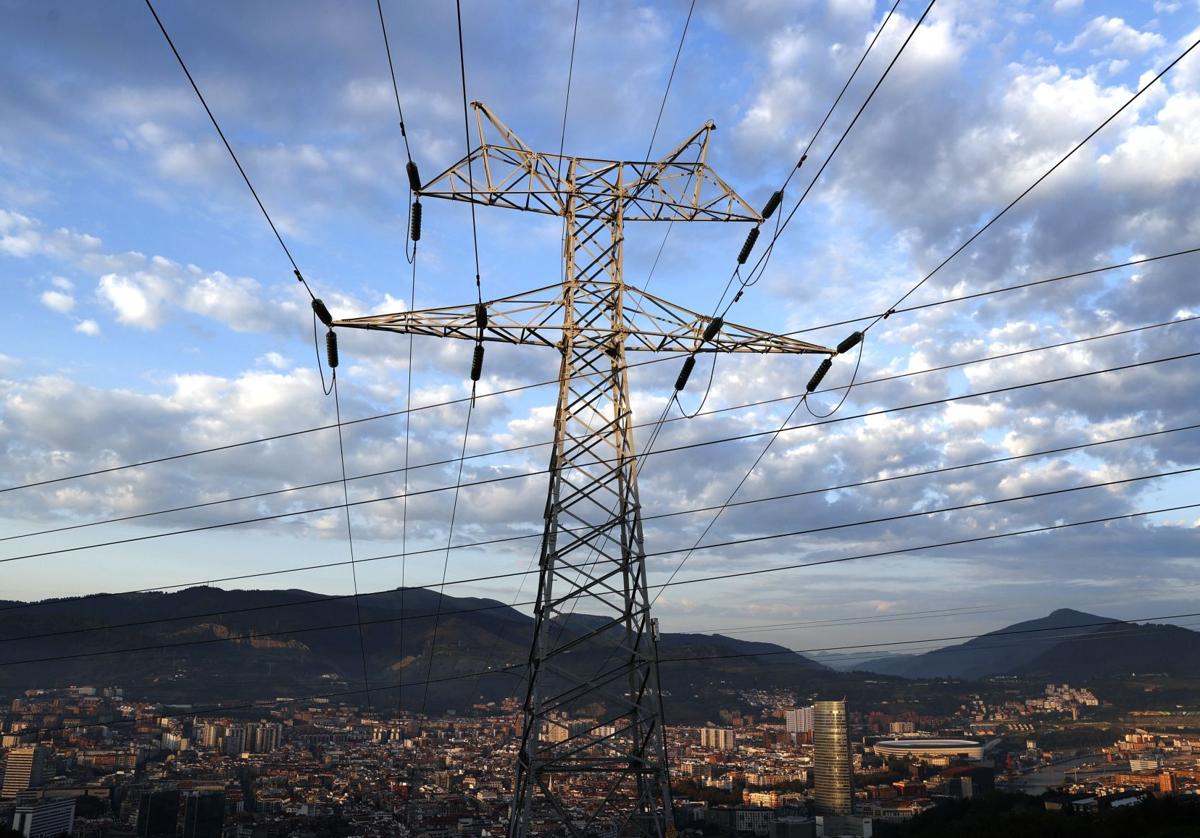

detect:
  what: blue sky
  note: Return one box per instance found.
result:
[2,0,1199,656]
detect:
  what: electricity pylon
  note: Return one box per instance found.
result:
[335,102,831,838]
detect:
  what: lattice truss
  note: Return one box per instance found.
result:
[335,103,831,838]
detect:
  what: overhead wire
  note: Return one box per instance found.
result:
[555,0,805,648]
[647,20,1200,615]
[11,608,1200,737]
[332,376,373,708]
[373,0,423,708]
[374,0,420,268]
[713,0,934,325]
[471,0,587,708]
[6,245,1196,500]
[781,247,1200,338]
[4,349,1195,566]
[638,16,1200,591]
[416,0,489,713]
[629,1,924,617]
[7,433,1194,648]
[1,469,1191,672]
[143,0,379,697]
[141,0,313,298]
[0,354,680,496]
[863,35,1200,335]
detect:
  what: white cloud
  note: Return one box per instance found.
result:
[259,352,287,369]
[97,270,172,329]
[1052,0,1084,11]
[1057,16,1167,55]
[39,289,75,314]
[74,319,100,336]
[50,276,73,290]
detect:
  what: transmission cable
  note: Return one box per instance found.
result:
[9,308,1192,544]
[0,354,678,496]
[4,350,1194,566]
[6,239,1194,499]
[143,0,317,302]
[644,0,929,528]
[6,433,1193,645]
[7,604,1199,716]
[418,2,488,712]
[783,247,1200,338]
[864,35,1200,335]
[332,377,373,707]
[2,457,1191,671]
[712,0,935,325]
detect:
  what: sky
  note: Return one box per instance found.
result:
[1,0,1199,660]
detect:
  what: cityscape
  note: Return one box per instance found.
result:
[3,674,1199,836]
[4,1,1200,837]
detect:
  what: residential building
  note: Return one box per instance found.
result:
[12,796,75,838]
[2,746,48,799]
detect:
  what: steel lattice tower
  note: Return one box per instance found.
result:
[335,103,831,838]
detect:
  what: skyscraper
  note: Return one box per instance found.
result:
[813,699,852,815]
[2,746,48,799]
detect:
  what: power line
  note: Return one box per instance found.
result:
[789,247,1200,337]
[384,8,422,702]
[648,465,1200,558]
[374,0,414,165]
[4,350,1194,566]
[651,33,1200,603]
[420,400,475,714]
[455,0,483,306]
[14,607,1200,739]
[629,0,700,301]
[142,0,314,299]
[332,376,373,707]
[1,501,1190,668]
[713,0,937,323]
[8,240,1194,501]
[0,353,677,496]
[642,0,929,529]
[3,444,1194,640]
[865,35,1200,331]
[11,310,1192,546]
[652,501,1200,589]
[781,0,903,196]
[645,0,697,160]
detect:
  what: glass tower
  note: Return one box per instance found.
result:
[813,699,853,815]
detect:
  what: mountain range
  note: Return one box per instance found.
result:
[0,590,1194,720]
[0,586,836,721]
[850,608,1200,680]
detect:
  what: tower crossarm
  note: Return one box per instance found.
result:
[333,282,833,356]
[417,102,762,222]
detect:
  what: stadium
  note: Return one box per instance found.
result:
[873,739,985,761]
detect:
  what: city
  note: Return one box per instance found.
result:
[3,1,1200,836]
[3,674,1199,836]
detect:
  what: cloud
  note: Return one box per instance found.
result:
[1056,17,1167,55]
[74,319,100,336]
[1052,0,1084,11]
[39,289,74,314]
[96,270,171,329]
